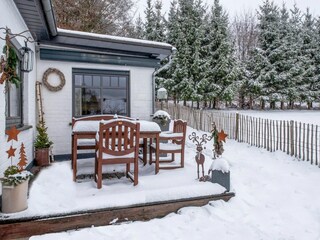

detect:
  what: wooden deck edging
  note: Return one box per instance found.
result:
[0,192,235,239]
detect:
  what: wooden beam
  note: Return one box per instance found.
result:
[0,192,234,239]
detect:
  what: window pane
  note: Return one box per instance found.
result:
[102,89,126,99]
[74,88,82,116]
[81,88,101,115]
[75,75,83,86]
[102,89,126,115]
[84,75,92,87]
[119,77,127,88]
[110,76,118,87]
[93,75,100,87]
[102,76,110,87]
[102,99,126,115]
[9,85,21,117]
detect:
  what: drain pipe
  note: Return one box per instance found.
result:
[152,47,177,114]
[41,0,58,37]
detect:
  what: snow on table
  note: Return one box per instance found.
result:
[73,120,161,133]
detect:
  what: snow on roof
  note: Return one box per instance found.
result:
[57,28,173,49]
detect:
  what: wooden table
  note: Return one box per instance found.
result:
[72,120,161,181]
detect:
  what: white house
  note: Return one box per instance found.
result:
[0,0,173,181]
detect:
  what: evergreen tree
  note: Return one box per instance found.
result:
[299,9,319,108]
[144,0,156,40]
[18,143,27,171]
[204,0,238,108]
[134,15,145,39]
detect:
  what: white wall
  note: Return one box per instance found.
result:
[37,56,155,155]
[0,2,36,179]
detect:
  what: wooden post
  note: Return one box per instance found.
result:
[290,120,294,156]
[235,112,239,141]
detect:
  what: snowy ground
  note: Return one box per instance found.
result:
[30,127,320,240]
[226,110,320,126]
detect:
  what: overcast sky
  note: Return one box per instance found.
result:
[136,0,320,20]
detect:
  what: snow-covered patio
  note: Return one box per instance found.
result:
[29,127,320,240]
[0,126,229,222]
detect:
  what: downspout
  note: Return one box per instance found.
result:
[41,0,58,37]
[152,47,177,114]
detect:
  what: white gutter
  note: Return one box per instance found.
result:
[41,0,57,37]
[152,47,177,114]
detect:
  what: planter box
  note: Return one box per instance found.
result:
[211,170,230,192]
[152,119,171,132]
[152,119,171,157]
[1,180,29,213]
[35,148,50,166]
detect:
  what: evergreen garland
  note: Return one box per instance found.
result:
[1,45,21,87]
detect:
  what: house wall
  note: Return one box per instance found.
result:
[37,57,155,155]
[0,2,36,181]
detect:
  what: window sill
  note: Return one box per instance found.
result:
[6,125,33,132]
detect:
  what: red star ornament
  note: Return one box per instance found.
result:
[5,126,21,142]
[6,145,17,158]
[218,130,228,142]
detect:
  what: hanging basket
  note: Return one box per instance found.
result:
[42,68,65,92]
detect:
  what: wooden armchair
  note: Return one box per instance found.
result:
[95,119,140,189]
[150,119,187,170]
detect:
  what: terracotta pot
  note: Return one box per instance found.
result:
[1,180,29,213]
[35,148,50,166]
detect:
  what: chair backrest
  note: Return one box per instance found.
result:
[173,120,187,145]
[72,114,135,127]
[98,120,140,156]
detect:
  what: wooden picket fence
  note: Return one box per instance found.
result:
[159,102,320,167]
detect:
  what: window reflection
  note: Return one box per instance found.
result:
[74,71,128,117]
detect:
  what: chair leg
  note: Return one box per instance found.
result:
[126,163,130,178]
[97,161,102,189]
[172,153,175,162]
[134,161,138,186]
[181,148,185,168]
[149,138,153,165]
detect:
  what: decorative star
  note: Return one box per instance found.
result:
[218,130,228,143]
[5,126,21,142]
[6,145,16,158]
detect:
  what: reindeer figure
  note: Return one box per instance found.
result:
[188,132,212,180]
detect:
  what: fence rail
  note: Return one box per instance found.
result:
[159,102,320,167]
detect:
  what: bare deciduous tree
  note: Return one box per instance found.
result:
[52,0,137,37]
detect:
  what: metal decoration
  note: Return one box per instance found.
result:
[188,132,212,181]
[211,122,228,159]
[0,26,35,73]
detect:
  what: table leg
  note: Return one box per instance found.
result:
[143,138,147,165]
[155,135,159,174]
[72,135,77,182]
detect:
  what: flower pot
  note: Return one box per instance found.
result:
[211,170,230,192]
[152,119,171,132]
[1,180,29,213]
[35,148,50,166]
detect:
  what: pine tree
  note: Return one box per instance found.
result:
[299,9,319,109]
[204,0,238,108]
[134,15,145,39]
[18,143,27,171]
[144,0,156,40]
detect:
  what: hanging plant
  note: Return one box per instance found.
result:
[0,44,21,87]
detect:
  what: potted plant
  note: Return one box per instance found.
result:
[1,165,32,213]
[152,110,171,132]
[34,121,53,167]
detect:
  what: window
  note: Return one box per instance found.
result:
[5,49,23,129]
[73,69,129,117]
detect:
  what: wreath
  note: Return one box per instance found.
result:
[42,68,65,92]
[0,44,21,87]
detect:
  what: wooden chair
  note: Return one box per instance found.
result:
[95,119,140,189]
[149,119,187,169]
[71,114,135,181]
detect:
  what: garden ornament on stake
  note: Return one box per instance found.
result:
[188,132,212,181]
[211,122,228,159]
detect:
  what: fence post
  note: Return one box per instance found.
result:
[290,120,294,156]
[235,112,239,141]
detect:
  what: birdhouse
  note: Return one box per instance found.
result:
[157,87,167,100]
